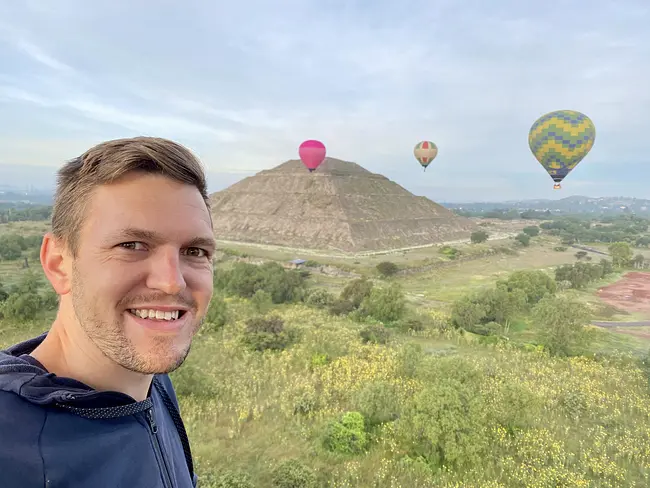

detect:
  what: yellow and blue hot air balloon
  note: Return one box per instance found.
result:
[528,110,596,189]
[414,141,438,171]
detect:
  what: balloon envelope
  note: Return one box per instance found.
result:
[528,110,595,189]
[299,140,326,172]
[414,141,438,171]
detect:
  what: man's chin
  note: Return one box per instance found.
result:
[116,337,192,375]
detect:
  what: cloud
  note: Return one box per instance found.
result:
[0,0,649,199]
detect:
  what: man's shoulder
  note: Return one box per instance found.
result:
[0,391,48,485]
[0,390,47,438]
[153,373,181,406]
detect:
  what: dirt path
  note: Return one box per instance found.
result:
[592,321,650,327]
[596,272,650,315]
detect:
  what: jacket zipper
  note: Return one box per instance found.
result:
[146,407,175,488]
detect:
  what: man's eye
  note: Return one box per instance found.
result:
[119,242,146,250]
[184,247,208,258]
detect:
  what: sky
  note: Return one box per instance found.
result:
[0,0,649,202]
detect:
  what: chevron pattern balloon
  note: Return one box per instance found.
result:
[528,110,595,189]
[414,141,438,171]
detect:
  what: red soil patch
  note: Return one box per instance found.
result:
[597,272,650,315]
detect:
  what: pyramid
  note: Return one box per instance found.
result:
[209,157,476,253]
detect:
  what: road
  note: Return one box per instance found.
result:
[591,321,650,328]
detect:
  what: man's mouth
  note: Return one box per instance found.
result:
[128,309,187,321]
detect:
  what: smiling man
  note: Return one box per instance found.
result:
[0,137,215,488]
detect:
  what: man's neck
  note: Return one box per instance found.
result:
[30,315,153,402]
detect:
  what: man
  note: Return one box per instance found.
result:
[0,137,216,487]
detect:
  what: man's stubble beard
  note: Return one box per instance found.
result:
[70,264,202,375]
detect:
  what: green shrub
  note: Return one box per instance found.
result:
[515,233,531,246]
[203,295,229,332]
[353,381,401,427]
[251,289,273,314]
[376,261,399,277]
[328,299,356,316]
[470,230,489,244]
[360,324,391,344]
[323,412,368,454]
[242,315,298,352]
[304,288,336,308]
[360,283,406,323]
[271,459,317,488]
[211,470,254,488]
[522,226,540,237]
[340,278,374,308]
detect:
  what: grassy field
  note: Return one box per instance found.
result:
[2,220,650,487]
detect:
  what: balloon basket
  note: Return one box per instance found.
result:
[553,183,561,190]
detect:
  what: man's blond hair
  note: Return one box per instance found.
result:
[51,136,210,256]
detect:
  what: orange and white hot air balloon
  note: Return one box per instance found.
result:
[414,141,438,171]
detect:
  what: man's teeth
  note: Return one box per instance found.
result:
[129,309,181,320]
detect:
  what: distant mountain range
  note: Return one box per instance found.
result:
[2,175,650,218]
[0,187,53,205]
[442,196,650,216]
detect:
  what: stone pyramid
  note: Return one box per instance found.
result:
[209,157,476,253]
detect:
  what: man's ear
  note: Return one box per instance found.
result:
[41,233,72,295]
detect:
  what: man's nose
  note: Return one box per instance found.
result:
[146,249,186,295]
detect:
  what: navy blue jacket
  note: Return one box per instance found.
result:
[0,333,198,488]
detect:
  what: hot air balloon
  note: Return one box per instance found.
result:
[299,140,326,172]
[528,110,595,189]
[414,141,438,171]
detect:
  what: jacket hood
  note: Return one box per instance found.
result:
[0,333,143,409]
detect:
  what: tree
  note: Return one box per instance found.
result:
[575,251,588,260]
[608,242,633,268]
[376,261,399,277]
[532,296,591,356]
[360,283,406,323]
[470,231,489,244]
[633,254,645,269]
[515,233,531,247]
[0,241,22,260]
[497,270,556,307]
[522,226,540,237]
[340,278,374,308]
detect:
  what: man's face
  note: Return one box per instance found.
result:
[68,172,215,375]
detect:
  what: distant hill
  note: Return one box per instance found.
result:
[441,196,650,217]
[0,188,53,205]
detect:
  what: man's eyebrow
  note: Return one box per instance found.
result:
[110,228,216,251]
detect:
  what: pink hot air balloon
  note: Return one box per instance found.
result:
[298,140,326,172]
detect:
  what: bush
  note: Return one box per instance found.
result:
[1,291,42,322]
[497,269,556,306]
[251,289,273,314]
[515,233,531,246]
[328,299,356,316]
[41,289,59,311]
[532,295,592,357]
[360,324,391,345]
[353,381,401,427]
[271,459,317,488]
[439,245,460,259]
[470,230,489,244]
[340,278,374,308]
[522,226,540,237]
[210,471,254,488]
[241,315,298,352]
[214,262,306,303]
[304,288,336,308]
[204,295,229,332]
[359,283,406,323]
[376,261,399,277]
[323,412,368,455]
